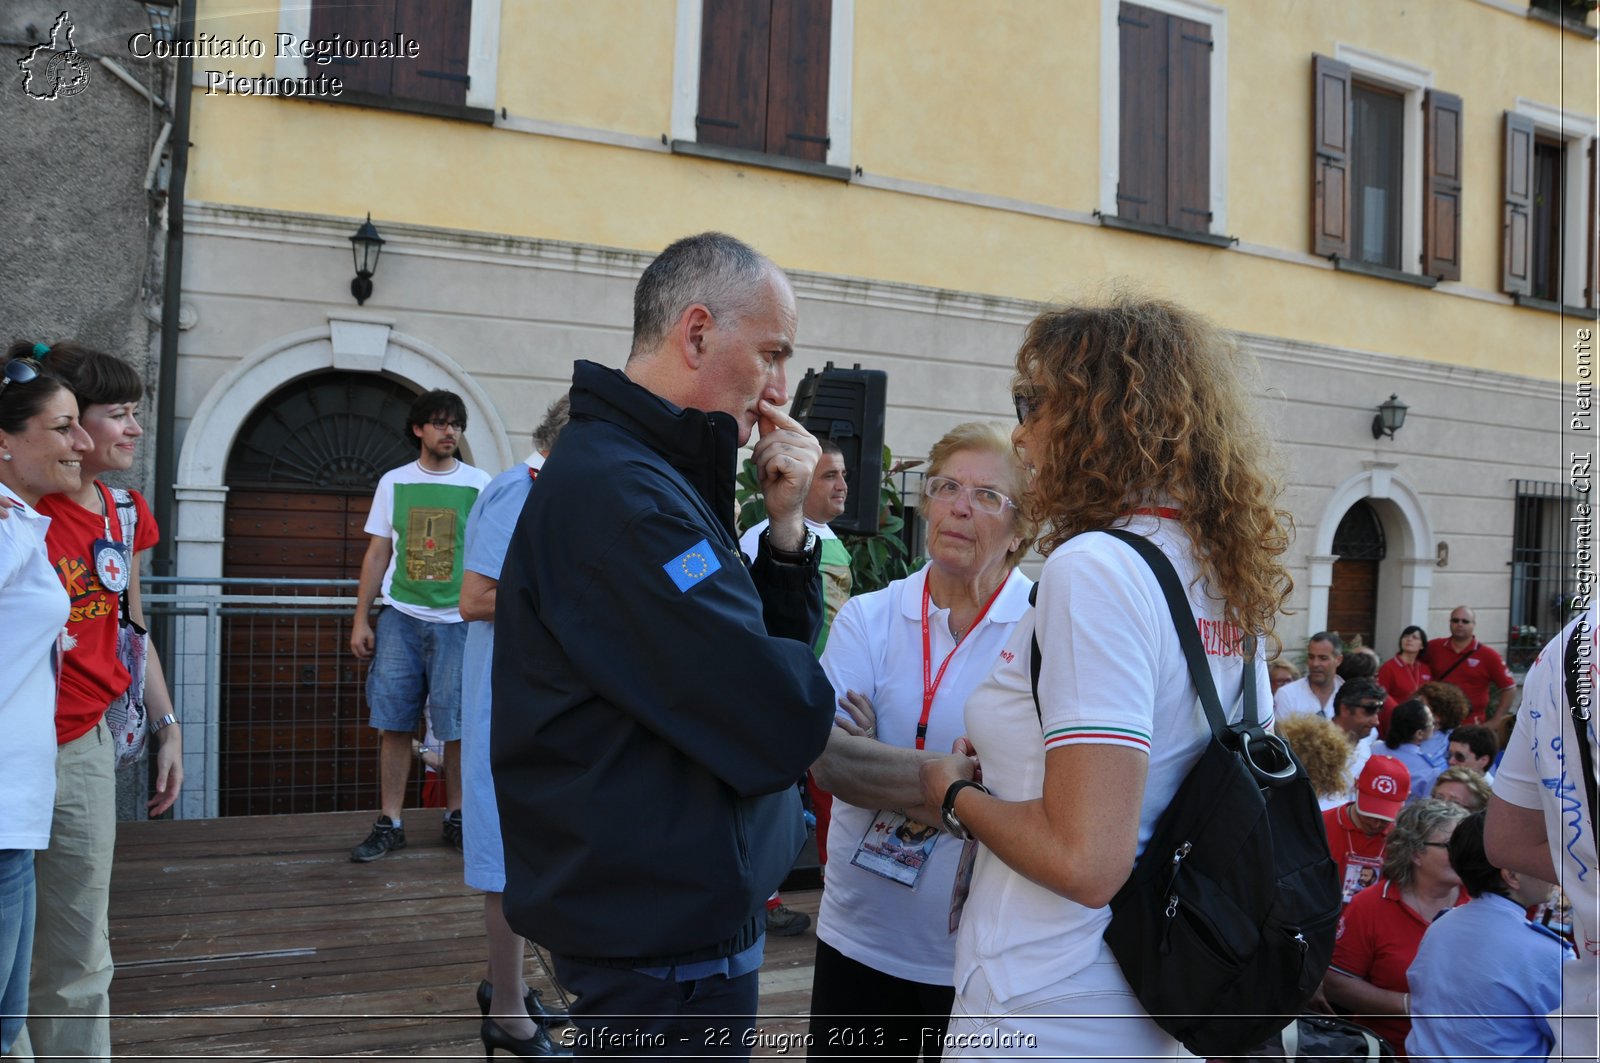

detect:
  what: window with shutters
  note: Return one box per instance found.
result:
[1502,103,1598,310]
[1099,0,1229,242]
[1311,50,1460,283]
[670,0,851,179]
[280,1,494,121]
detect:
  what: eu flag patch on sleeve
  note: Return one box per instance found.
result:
[663,539,722,593]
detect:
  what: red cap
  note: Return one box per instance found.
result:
[1355,755,1411,821]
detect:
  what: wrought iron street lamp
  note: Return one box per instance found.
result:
[1371,394,1409,440]
[349,214,385,306]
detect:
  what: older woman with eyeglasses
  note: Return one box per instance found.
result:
[0,351,90,1056]
[806,422,1035,1060]
[1324,798,1469,1055]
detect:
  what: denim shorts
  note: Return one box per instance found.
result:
[366,607,467,741]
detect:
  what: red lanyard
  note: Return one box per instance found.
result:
[1127,506,1180,520]
[918,576,1006,749]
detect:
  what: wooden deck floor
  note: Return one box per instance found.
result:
[109,809,820,1060]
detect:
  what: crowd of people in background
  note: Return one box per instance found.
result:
[2,232,1591,1063]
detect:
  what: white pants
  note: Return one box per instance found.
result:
[944,944,1190,1062]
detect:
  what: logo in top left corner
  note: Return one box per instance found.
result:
[18,11,92,101]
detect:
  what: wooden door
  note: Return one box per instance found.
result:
[1330,500,1385,651]
[220,372,420,816]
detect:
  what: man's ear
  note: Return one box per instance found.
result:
[679,304,714,369]
[412,423,424,440]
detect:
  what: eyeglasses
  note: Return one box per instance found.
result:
[1012,388,1040,425]
[1450,618,1472,624]
[0,358,39,400]
[427,419,465,432]
[923,475,1017,516]
[1448,750,1471,763]
[1352,702,1384,715]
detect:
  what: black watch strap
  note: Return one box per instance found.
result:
[941,779,990,840]
[764,527,817,564]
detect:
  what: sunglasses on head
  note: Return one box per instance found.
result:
[0,358,40,400]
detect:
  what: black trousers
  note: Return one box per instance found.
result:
[806,939,955,1062]
[552,953,759,1060]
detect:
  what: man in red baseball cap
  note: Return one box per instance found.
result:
[1323,755,1412,905]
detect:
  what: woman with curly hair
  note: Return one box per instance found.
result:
[1276,711,1359,811]
[920,296,1291,1056]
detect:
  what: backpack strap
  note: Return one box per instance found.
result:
[1565,619,1598,851]
[1029,529,1258,749]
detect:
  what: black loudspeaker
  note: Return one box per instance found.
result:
[788,363,887,536]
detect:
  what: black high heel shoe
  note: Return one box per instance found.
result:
[476,979,571,1027]
[481,1016,566,1059]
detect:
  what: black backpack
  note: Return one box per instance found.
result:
[1030,529,1342,1056]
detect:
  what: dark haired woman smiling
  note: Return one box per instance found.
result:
[0,351,89,1056]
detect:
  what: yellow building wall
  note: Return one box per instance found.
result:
[187,0,1596,381]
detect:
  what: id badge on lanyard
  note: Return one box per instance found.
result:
[92,482,131,594]
[850,810,940,888]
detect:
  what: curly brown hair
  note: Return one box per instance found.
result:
[1416,681,1470,732]
[1014,296,1293,644]
[1276,712,1356,800]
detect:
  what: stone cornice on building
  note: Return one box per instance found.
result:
[185,201,1562,400]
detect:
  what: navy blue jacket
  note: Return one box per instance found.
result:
[492,359,836,966]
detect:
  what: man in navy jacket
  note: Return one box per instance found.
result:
[493,232,836,1056]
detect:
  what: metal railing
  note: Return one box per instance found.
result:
[144,577,412,820]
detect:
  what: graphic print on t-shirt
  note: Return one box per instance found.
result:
[404,507,458,583]
[389,481,479,609]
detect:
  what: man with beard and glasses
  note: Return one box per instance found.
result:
[348,389,490,862]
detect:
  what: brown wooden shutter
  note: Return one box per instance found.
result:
[1167,14,1211,233]
[1117,2,1168,225]
[1503,112,1537,296]
[1312,54,1352,259]
[392,0,470,106]
[1588,141,1598,308]
[697,0,772,154]
[1422,89,1463,280]
[309,0,396,96]
[766,0,830,162]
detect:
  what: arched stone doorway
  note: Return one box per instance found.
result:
[172,317,511,818]
[1328,500,1386,650]
[221,372,424,816]
[1306,464,1436,656]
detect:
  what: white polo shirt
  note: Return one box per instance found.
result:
[1274,674,1343,721]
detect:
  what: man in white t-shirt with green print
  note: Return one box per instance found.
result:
[349,389,492,862]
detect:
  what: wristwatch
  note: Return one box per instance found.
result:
[150,713,177,734]
[764,527,818,564]
[940,779,991,841]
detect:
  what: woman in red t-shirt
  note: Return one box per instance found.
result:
[20,341,182,1062]
[1324,799,1469,1056]
[1376,626,1432,739]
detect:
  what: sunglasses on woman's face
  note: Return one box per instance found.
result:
[0,359,39,399]
[1012,389,1040,425]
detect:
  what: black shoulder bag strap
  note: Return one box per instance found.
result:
[1565,619,1598,850]
[1030,530,1270,769]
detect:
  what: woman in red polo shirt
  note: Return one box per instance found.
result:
[1323,799,1470,1055]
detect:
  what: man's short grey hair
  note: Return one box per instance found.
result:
[533,393,570,454]
[630,232,774,357]
[1309,631,1344,656]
